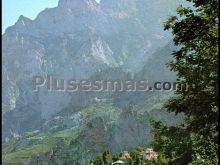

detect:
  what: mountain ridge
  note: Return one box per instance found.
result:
[3,0,186,163]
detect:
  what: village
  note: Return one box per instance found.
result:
[112,148,158,165]
[87,148,159,165]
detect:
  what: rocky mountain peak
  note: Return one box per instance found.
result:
[14,15,32,27]
[18,15,32,22]
[58,0,99,10]
[2,0,185,146]
[5,15,33,34]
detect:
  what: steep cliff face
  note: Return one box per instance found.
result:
[3,0,186,162]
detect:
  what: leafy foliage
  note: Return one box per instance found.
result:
[151,0,218,164]
[84,148,157,165]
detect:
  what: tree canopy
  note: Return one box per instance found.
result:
[152,0,218,164]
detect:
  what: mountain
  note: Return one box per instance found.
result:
[2,0,186,164]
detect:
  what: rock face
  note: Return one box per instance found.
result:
[2,0,185,161]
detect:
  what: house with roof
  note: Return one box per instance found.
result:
[141,148,158,162]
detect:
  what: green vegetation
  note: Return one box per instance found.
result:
[2,102,122,164]
[2,97,176,164]
[2,129,78,164]
[151,0,218,164]
[82,147,166,165]
[80,0,219,164]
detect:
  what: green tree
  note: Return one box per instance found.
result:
[151,0,218,164]
[112,153,120,162]
[94,155,104,165]
[102,150,112,165]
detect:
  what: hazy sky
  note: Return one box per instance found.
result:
[2,0,101,33]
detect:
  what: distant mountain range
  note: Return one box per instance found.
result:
[2,0,185,164]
